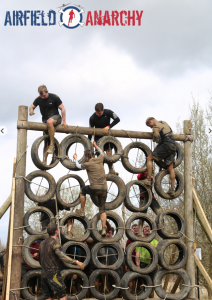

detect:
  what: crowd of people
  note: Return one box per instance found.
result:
[0,84,178,299]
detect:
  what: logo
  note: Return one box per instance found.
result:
[0,126,7,136]
[4,4,143,28]
[59,5,84,28]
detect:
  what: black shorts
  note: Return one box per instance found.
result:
[43,114,62,135]
[41,271,66,299]
[80,186,107,214]
[152,143,176,166]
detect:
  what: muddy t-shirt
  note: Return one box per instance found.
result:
[152,121,175,145]
[33,93,62,122]
[81,155,107,190]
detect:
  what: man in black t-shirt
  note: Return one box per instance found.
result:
[88,103,120,175]
[29,85,68,163]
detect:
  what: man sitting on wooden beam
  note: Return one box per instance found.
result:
[29,85,68,163]
[143,117,177,196]
[88,102,120,175]
[73,141,108,237]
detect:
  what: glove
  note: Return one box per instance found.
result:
[62,122,68,129]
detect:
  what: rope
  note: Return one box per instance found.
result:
[112,285,128,289]
[15,147,28,173]
[74,294,79,300]
[179,231,195,243]
[10,290,18,300]
[12,245,40,251]
[80,285,95,289]
[15,176,48,190]
[13,225,30,230]
[10,287,28,291]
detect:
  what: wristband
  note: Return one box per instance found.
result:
[63,121,66,124]
[107,126,110,129]
[76,260,78,265]
[95,145,98,149]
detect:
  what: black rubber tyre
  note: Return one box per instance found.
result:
[62,241,90,269]
[91,242,124,270]
[97,136,123,163]
[61,269,89,300]
[125,180,152,212]
[154,170,184,199]
[121,142,152,174]
[89,269,120,300]
[125,213,157,243]
[157,239,188,270]
[60,134,93,171]
[91,211,124,243]
[126,241,158,274]
[56,174,85,208]
[31,136,61,170]
[91,174,126,210]
[154,142,184,169]
[60,213,91,242]
[154,268,191,300]
[23,207,55,235]
[21,269,44,300]
[25,170,56,203]
[22,235,48,269]
[155,209,186,239]
[120,271,152,300]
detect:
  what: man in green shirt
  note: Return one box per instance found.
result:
[135,225,158,267]
[135,225,158,298]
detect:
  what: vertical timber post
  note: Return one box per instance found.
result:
[184,120,195,298]
[9,106,28,300]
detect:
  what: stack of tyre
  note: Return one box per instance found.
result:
[21,133,191,300]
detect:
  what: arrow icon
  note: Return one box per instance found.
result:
[0,126,7,136]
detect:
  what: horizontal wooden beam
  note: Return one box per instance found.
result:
[17,121,190,141]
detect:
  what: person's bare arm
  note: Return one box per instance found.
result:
[29,104,36,116]
[58,103,68,128]
[86,237,95,244]
[53,243,84,270]
[135,251,140,267]
[152,126,161,143]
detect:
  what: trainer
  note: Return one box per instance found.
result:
[39,223,84,300]
[88,103,120,175]
[29,85,68,162]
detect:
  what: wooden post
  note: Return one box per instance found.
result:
[184,120,195,298]
[9,106,28,300]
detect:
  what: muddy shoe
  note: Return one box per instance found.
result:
[47,145,55,154]
[167,187,175,196]
[101,227,106,237]
[142,178,152,186]
[76,209,85,218]
[109,169,119,176]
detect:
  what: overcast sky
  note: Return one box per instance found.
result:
[0,0,212,243]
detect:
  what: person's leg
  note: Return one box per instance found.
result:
[167,162,176,196]
[46,118,57,153]
[67,218,74,237]
[142,155,154,186]
[105,146,119,176]
[43,139,49,164]
[98,192,107,236]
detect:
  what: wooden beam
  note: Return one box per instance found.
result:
[5,158,16,300]
[0,194,12,219]
[194,253,212,291]
[10,106,28,300]
[17,120,191,141]
[184,120,195,298]
[192,186,212,245]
